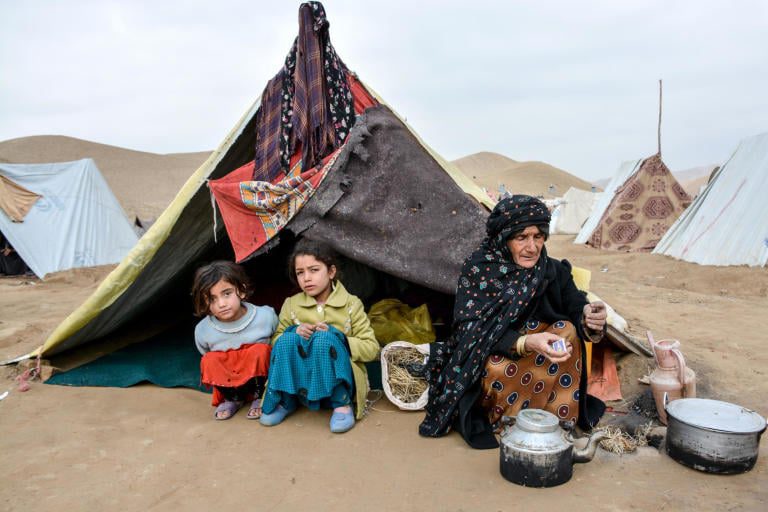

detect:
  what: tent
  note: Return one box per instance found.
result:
[0,159,138,278]
[19,3,492,368]
[653,132,768,266]
[574,154,691,252]
[549,187,601,235]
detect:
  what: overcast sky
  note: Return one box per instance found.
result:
[2,0,767,181]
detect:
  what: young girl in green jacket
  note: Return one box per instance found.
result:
[260,240,379,433]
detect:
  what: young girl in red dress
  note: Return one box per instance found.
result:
[192,261,278,420]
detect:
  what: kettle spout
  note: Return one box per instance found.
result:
[573,430,608,464]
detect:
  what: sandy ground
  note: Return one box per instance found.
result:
[1,235,767,511]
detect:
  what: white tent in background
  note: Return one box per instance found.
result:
[653,132,768,267]
[550,187,601,235]
[0,159,138,278]
[574,159,642,244]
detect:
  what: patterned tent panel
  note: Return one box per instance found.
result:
[582,154,691,252]
[574,159,641,244]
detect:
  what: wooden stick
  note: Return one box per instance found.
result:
[658,79,663,156]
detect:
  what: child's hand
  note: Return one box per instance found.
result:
[314,322,329,331]
[296,323,316,339]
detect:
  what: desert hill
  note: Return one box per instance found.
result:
[0,135,211,219]
[453,151,596,198]
[451,151,518,177]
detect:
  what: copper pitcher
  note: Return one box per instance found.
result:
[647,331,696,424]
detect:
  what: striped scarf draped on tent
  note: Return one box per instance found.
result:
[252,1,356,183]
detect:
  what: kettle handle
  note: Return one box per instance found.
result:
[500,415,516,428]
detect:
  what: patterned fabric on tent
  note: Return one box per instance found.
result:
[209,75,376,262]
[586,154,691,252]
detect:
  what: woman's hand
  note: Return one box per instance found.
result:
[583,301,607,331]
[296,323,316,339]
[524,332,573,364]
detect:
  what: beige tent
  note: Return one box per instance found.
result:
[549,187,600,235]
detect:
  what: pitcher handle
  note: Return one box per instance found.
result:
[646,330,659,366]
[671,349,688,397]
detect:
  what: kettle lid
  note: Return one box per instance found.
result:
[516,409,560,433]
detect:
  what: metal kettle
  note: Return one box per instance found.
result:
[499,409,607,487]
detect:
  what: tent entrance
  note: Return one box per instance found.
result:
[46,233,454,392]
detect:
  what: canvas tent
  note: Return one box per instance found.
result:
[653,132,768,266]
[549,187,600,235]
[18,3,492,369]
[0,159,138,279]
[574,154,691,252]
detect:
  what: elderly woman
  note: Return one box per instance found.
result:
[419,195,607,449]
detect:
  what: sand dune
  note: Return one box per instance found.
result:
[0,135,211,219]
[453,151,597,198]
[452,151,518,176]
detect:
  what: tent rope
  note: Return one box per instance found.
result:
[16,353,42,392]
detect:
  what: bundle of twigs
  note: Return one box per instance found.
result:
[384,346,428,404]
[598,422,653,454]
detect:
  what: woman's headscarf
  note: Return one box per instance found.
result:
[420,195,552,438]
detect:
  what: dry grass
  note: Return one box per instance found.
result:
[383,346,428,404]
[598,421,654,454]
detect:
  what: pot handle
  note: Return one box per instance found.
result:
[663,391,669,409]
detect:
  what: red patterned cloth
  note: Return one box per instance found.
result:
[209,75,376,263]
[588,154,691,252]
[200,343,271,406]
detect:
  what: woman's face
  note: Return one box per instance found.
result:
[506,226,546,268]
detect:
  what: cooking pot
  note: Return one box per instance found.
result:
[664,394,767,474]
[499,409,607,487]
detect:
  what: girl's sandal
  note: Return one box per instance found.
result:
[246,399,262,420]
[214,400,243,420]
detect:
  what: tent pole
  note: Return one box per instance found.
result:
[658,79,663,156]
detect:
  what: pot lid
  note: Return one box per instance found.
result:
[666,398,767,434]
[516,409,560,433]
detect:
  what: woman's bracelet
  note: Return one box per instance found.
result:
[516,335,530,357]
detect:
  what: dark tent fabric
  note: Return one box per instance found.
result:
[238,105,487,294]
[46,324,383,391]
[46,326,208,391]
